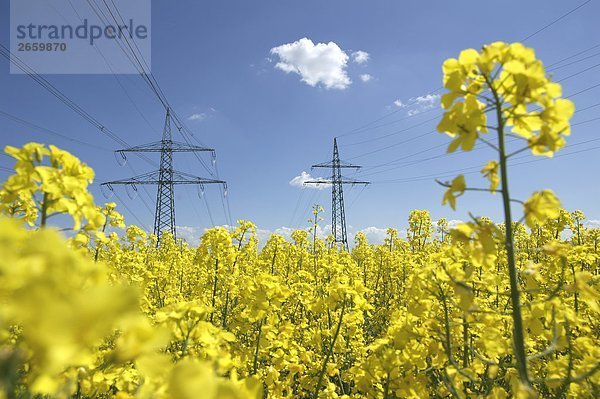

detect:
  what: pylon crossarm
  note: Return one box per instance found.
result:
[172,170,226,185]
[341,181,369,185]
[100,170,160,185]
[116,140,215,153]
[101,170,225,186]
[304,179,332,185]
[339,176,370,185]
[311,161,361,169]
[304,180,369,185]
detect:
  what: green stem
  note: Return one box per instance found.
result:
[313,209,318,275]
[181,319,200,359]
[313,297,346,399]
[271,245,278,275]
[570,263,579,314]
[462,314,469,368]
[154,279,164,308]
[40,192,48,228]
[94,221,108,262]
[382,373,391,399]
[222,292,230,328]
[210,258,219,324]
[492,84,531,387]
[252,318,264,375]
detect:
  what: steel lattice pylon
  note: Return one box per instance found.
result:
[304,138,369,250]
[102,108,226,243]
[154,111,176,237]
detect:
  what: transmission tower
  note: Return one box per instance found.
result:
[101,108,226,242]
[304,138,369,250]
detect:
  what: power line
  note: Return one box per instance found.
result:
[0,43,157,168]
[85,0,226,231]
[293,188,320,229]
[566,82,600,98]
[373,137,600,185]
[341,113,441,147]
[0,45,119,144]
[90,0,218,180]
[557,61,600,83]
[521,0,592,42]
[547,42,600,68]
[215,162,233,226]
[86,0,170,110]
[182,184,215,231]
[125,168,154,216]
[347,129,437,161]
[575,101,600,113]
[288,187,307,227]
[345,75,600,165]
[336,88,442,138]
[342,45,600,148]
[0,41,159,224]
[302,189,324,229]
[340,70,600,163]
[111,189,150,231]
[107,0,154,74]
[547,51,600,72]
[358,102,600,178]
[202,192,216,227]
[346,184,369,213]
[0,110,111,151]
[64,0,160,136]
[571,115,600,126]
[336,1,593,144]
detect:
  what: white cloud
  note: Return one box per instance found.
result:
[176,226,205,244]
[414,93,440,106]
[392,92,440,115]
[187,113,207,121]
[270,38,352,90]
[352,50,370,64]
[274,226,296,239]
[446,219,464,229]
[188,106,218,122]
[176,223,432,248]
[359,73,373,82]
[357,226,388,244]
[256,228,281,245]
[586,220,600,229]
[289,171,331,190]
[255,225,331,247]
[314,224,333,239]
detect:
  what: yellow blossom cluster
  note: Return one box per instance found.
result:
[438,42,574,158]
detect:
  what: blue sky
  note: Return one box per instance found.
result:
[1,0,600,244]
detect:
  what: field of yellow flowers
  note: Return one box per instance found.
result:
[0,42,599,399]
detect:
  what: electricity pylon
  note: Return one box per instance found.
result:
[304,138,369,250]
[101,108,226,242]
